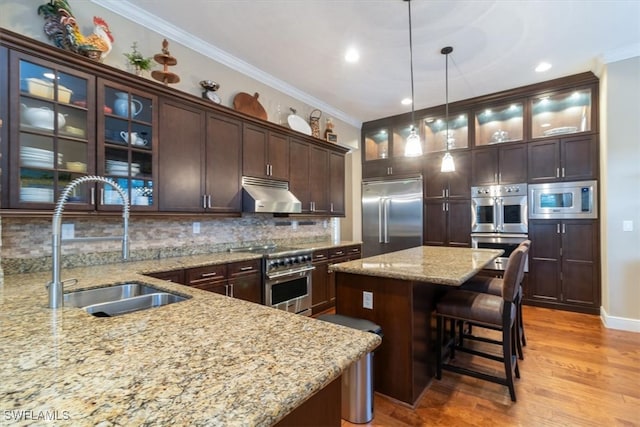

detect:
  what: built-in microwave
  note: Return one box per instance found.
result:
[529,180,598,219]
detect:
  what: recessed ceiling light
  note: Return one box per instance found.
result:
[535,62,552,72]
[401,98,412,105]
[345,48,360,63]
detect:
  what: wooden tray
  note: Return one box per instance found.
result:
[233,92,267,120]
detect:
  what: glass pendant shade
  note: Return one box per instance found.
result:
[440,151,455,172]
[405,128,422,157]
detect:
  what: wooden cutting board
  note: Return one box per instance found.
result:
[233,92,267,120]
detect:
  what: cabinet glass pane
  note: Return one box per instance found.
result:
[531,88,591,138]
[475,103,523,146]
[19,169,54,203]
[392,124,422,158]
[19,134,56,168]
[20,60,86,105]
[59,139,88,173]
[422,113,468,153]
[104,86,151,123]
[364,128,389,161]
[132,179,153,206]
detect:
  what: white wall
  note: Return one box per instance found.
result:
[599,56,640,330]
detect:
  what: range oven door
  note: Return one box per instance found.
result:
[471,233,529,272]
[471,196,498,233]
[497,194,528,234]
[265,267,313,316]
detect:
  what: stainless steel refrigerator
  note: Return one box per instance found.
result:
[362,176,423,258]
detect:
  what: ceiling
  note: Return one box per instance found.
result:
[96,0,640,127]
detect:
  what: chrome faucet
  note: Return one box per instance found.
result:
[48,176,130,308]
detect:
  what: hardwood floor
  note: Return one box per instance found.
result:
[339,306,640,427]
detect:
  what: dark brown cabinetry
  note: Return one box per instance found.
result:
[289,138,329,213]
[423,153,471,247]
[146,269,185,284]
[528,135,597,183]
[182,260,261,303]
[328,151,346,216]
[526,220,600,314]
[311,244,361,315]
[471,143,527,185]
[243,123,289,181]
[158,98,242,213]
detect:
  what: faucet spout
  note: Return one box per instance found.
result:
[49,176,130,309]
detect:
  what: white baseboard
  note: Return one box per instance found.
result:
[600,306,640,332]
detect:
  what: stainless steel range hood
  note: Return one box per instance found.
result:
[242,176,301,214]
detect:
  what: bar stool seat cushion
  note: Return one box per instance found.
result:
[437,290,516,327]
[460,276,503,295]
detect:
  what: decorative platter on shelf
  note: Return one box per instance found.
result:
[287,114,312,135]
[232,92,267,120]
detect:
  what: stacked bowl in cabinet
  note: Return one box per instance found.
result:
[20,146,62,169]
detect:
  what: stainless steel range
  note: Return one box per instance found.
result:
[229,245,314,316]
[471,183,528,272]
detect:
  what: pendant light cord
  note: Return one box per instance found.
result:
[408,0,415,129]
[445,51,449,149]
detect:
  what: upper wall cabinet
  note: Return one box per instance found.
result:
[243,123,289,181]
[474,102,524,146]
[530,87,593,139]
[421,111,469,153]
[362,124,422,178]
[97,79,158,211]
[7,51,96,210]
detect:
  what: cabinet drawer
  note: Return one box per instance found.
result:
[190,281,228,295]
[147,269,185,284]
[312,249,329,263]
[185,264,227,286]
[228,259,261,276]
[329,245,361,259]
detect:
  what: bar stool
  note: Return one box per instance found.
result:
[459,240,531,360]
[435,245,528,402]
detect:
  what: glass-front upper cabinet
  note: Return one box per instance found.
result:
[421,112,469,153]
[97,79,157,210]
[392,123,423,158]
[10,52,95,209]
[363,127,390,161]
[474,102,523,146]
[530,87,592,139]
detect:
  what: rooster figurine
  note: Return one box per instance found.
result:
[38,0,114,61]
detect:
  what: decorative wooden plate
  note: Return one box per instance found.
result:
[233,92,267,120]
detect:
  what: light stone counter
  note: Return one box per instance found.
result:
[289,240,362,252]
[329,246,504,286]
[0,257,381,426]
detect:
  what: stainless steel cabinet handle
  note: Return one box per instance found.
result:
[557,223,561,233]
[442,202,446,212]
[201,272,217,277]
[330,203,334,212]
[556,168,560,178]
[442,189,445,197]
[224,284,229,296]
[562,167,565,178]
[446,202,449,212]
[335,251,344,255]
[202,195,207,209]
[207,195,212,209]
[90,188,95,205]
[446,188,449,198]
[228,283,234,298]
[494,172,498,182]
[239,266,253,271]
[498,172,502,182]
[99,188,104,205]
[562,223,566,234]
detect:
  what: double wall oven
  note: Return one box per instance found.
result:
[230,246,314,316]
[471,183,528,272]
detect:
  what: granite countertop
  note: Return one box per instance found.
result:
[329,246,503,286]
[289,240,362,252]
[0,257,381,426]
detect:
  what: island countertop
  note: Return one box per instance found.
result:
[329,246,503,286]
[0,260,381,426]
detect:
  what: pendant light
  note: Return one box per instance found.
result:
[404,0,422,157]
[440,46,456,172]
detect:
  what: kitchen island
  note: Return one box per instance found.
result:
[329,246,503,406]
[0,253,380,426]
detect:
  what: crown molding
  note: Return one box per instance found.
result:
[91,0,362,129]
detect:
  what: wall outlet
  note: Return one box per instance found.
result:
[192,222,201,234]
[61,223,74,240]
[363,291,373,310]
[291,220,298,230]
[623,220,633,232]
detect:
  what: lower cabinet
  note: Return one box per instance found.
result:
[526,219,600,314]
[311,244,361,315]
[148,259,261,304]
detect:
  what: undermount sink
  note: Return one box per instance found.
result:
[64,281,190,317]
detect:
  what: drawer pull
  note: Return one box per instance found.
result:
[201,272,218,277]
[335,251,344,255]
[239,266,253,271]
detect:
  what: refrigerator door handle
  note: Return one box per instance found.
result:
[378,198,384,243]
[384,198,390,243]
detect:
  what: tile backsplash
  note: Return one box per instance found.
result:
[1,214,332,274]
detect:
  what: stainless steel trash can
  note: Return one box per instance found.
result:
[317,314,382,424]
